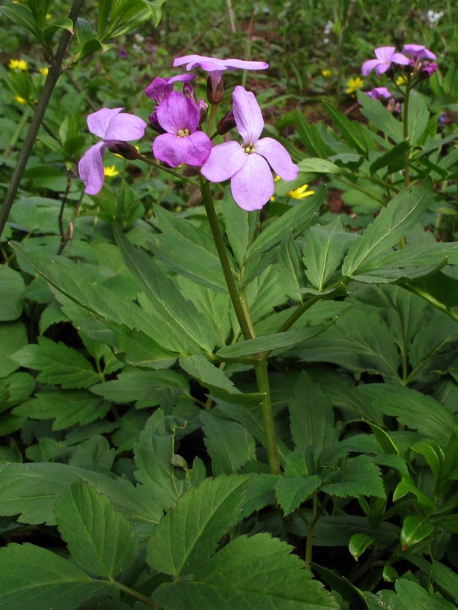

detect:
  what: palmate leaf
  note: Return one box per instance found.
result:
[55,481,137,579]
[114,222,216,354]
[146,474,251,576]
[12,336,101,389]
[0,543,117,610]
[0,462,162,532]
[342,180,433,278]
[153,533,338,610]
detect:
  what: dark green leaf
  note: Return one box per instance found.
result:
[274,475,321,515]
[201,412,256,474]
[0,266,24,321]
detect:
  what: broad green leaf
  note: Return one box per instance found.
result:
[323,101,376,154]
[411,439,444,483]
[146,475,251,576]
[321,455,385,498]
[153,533,339,609]
[247,187,324,261]
[12,337,100,389]
[349,533,376,560]
[55,481,137,578]
[0,266,24,321]
[222,188,258,266]
[1,3,41,41]
[393,478,434,509]
[91,368,189,408]
[12,245,177,357]
[217,324,330,359]
[241,474,278,516]
[114,222,215,354]
[369,141,410,175]
[359,384,457,445]
[295,110,337,158]
[298,158,341,174]
[14,390,110,430]
[0,372,35,412]
[313,515,399,547]
[400,514,434,550]
[110,325,176,369]
[134,410,194,513]
[409,558,458,605]
[180,355,264,406]
[0,543,117,610]
[342,181,433,278]
[374,577,457,610]
[296,309,400,380]
[274,475,321,515]
[148,206,228,292]
[201,412,256,474]
[289,372,337,454]
[407,90,430,146]
[0,322,28,378]
[357,89,403,143]
[277,234,306,299]
[0,462,162,531]
[303,218,355,291]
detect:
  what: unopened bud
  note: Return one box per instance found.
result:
[148,109,165,134]
[183,82,196,102]
[207,74,224,104]
[199,98,208,124]
[217,110,236,135]
[106,141,140,160]
[420,62,438,79]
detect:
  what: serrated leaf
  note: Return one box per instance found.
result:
[289,372,337,454]
[375,578,457,610]
[241,474,278,516]
[114,222,215,354]
[0,543,117,610]
[321,455,385,498]
[303,218,356,291]
[201,412,256,474]
[0,462,162,531]
[14,390,110,430]
[275,475,321,515]
[180,354,264,406]
[0,266,24,321]
[91,368,188,408]
[342,181,433,278]
[133,410,193,513]
[146,475,251,576]
[55,481,137,578]
[153,533,339,609]
[12,337,100,389]
[217,324,331,359]
[148,206,228,292]
[0,322,28,378]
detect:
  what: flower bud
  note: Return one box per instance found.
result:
[106,141,140,160]
[148,109,166,134]
[199,98,209,124]
[183,82,196,101]
[216,110,236,135]
[207,75,224,104]
[420,62,438,79]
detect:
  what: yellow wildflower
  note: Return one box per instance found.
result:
[45,13,52,19]
[39,67,49,76]
[288,184,315,200]
[322,69,331,77]
[104,165,119,178]
[345,76,364,95]
[395,74,408,86]
[9,59,28,71]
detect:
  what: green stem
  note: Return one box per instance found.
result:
[403,84,411,189]
[255,358,281,474]
[138,155,200,188]
[3,105,31,159]
[0,0,85,239]
[113,581,162,609]
[200,177,254,340]
[206,103,218,136]
[304,491,320,570]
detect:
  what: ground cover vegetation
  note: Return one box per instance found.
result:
[1,0,458,608]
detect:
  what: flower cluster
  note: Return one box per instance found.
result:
[362,44,437,80]
[78,53,298,211]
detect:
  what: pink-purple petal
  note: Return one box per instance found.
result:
[78,141,106,195]
[201,141,247,182]
[104,113,147,141]
[230,154,274,211]
[153,133,189,167]
[218,58,268,71]
[232,86,264,144]
[255,137,299,182]
[87,108,123,139]
[173,54,268,73]
[157,91,200,134]
[361,59,380,76]
[183,131,212,166]
[390,52,410,66]
[374,47,396,62]
[402,44,436,60]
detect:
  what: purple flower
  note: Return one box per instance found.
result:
[145,74,195,102]
[420,62,438,78]
[402,44,436,61]
[201,86,298,211]
[152,91,211,167]
[366,86,392,100]
[173,54,268,99]
[362,47,410,77]
[78,108,146,195]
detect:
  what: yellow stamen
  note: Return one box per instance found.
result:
[177,128,190,137]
